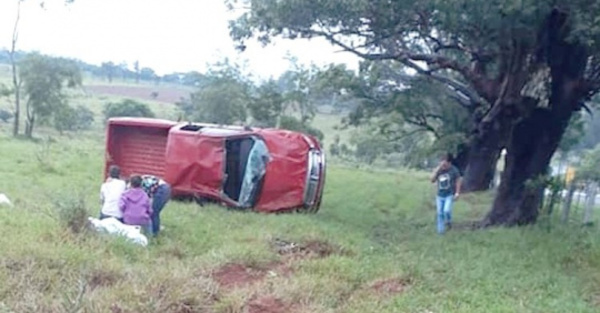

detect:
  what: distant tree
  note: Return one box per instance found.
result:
[134,60,140,84]
[19,53,82,138]
[7,0,77,137]
[101,61,116,83]
[140,67,156,82]
[182,71,207,87]
[117,62,131,81]
[276,59,317,124]
[103,99,155,122]
[181,61,249,125]
[248,80,284,127]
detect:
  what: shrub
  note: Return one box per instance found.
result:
[53,105,94,133]
[103,99,155,121]
[279,115,325,142]
[54,196,90,234]
[0,109,13,123]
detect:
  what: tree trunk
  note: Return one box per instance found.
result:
[461,115,510,192]
[561,181,576,224]
[10,1,21,137]
[11,64,20,137]
[25,117,34,138]
[582,181,598,226]
[483,8,589,227]
[452,143,469,174]
[484,108,571,226]
[25,102,34,139]
[461,139,502,192]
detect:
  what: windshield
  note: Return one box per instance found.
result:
[223,136,270,208]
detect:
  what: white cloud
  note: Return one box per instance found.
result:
[0,0,360,78]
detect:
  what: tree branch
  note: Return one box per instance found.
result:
[314,28,492,106]
[405,115,441,139]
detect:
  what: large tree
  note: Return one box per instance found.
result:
[228,0,600,226]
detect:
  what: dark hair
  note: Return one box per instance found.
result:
[441,152,453,162]
[129,175,142,188]
[109,165,121,179]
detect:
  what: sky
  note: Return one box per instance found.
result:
[0,0,360,80]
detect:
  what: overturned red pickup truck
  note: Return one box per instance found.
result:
[104,117,326,213]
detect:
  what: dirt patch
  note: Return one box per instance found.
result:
[212,263,267,288]
[271,238,349,259]
[246,296,289,313]
[370,278,411,295]
[87,269,122,290]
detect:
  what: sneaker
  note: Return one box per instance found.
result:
[445,222,452,230]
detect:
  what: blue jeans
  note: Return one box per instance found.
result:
[151,184,171,236]
[436,195,454,234]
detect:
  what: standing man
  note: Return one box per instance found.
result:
[430,153,462,234]
[141,175,171,237]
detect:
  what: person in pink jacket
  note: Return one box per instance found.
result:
[119,175,153,235]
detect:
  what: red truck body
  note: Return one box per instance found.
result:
[104,117,326,213]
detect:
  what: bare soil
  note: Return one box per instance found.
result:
[246,296,290,313]
[370,278,411,295]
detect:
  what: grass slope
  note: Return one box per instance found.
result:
[0,134,599,312]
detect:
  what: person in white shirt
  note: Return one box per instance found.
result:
[100,165,127,222]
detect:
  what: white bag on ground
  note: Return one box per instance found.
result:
[88,217,148,247]
[0,194,12,206]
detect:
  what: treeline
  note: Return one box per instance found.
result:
[0,49,205,87]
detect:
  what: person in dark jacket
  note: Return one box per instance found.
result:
[119,175,153,235]
[141,175,171,237]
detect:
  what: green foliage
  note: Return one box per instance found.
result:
[179,61,249,125]
[0,83,10,98]
[578,144,600,181]
[53,194,90,235]
[103,99,156,121]
[350,129,393,164]
[19,52,82,137]
[53,105,95,133]
[279,115,324,141]
[327,61,471,166]
[559,112,586,153]
[0,109,13,123]
[248,80,283,127]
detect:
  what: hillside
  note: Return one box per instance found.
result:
[0,133,599,312]
[0,59,599,312]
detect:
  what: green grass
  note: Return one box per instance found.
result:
[0,133,599,312]
[0,65,599,312]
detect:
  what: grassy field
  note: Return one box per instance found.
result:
[0,132,599,312]
[0,64,600,312]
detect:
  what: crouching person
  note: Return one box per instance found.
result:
[119,175,153,236]
[141,175,171,237]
